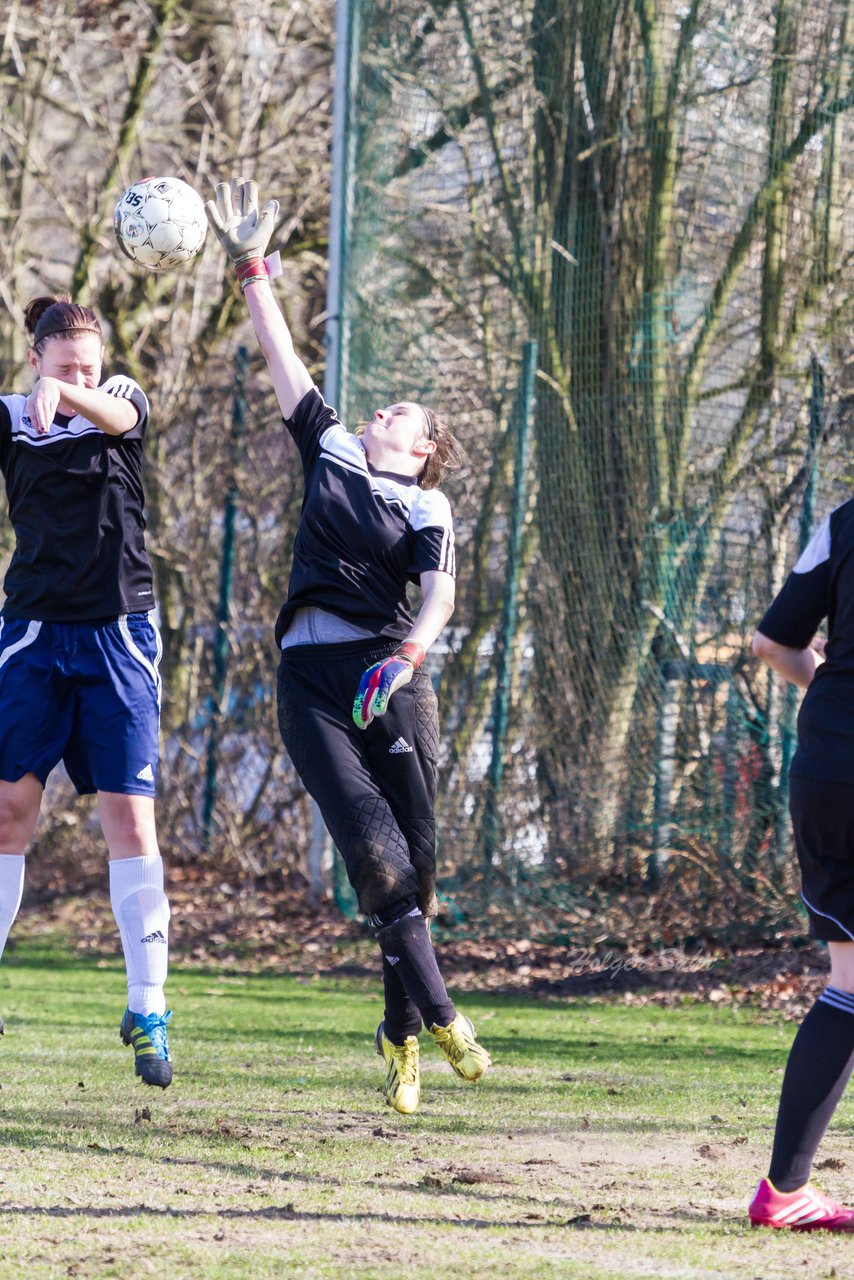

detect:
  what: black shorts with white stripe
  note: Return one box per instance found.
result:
[789,772,854,942]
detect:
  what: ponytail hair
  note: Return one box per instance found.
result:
[24,296,102,355]
[417,407,464,490]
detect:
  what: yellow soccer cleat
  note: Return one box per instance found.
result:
[429,1012,491,1082]
[375,1022,421,1115]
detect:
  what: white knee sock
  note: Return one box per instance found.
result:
[109,856,170,1016]
[0,854,25,960]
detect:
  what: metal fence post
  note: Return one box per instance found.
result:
[202,345,248,851]
[483,340,539,869]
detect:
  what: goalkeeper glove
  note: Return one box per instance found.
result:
[352,642,425,730]
[205,177,279,289]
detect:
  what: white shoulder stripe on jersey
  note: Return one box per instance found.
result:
[319,424,365,464]
[409,486,454,534]
[372,490,409,517]
[439,525,451,574]
[12,424,104,446]
[318,448,414,517]
[101,374,149,420]
[319,449,369,480]
[793,514,832,574]
[0,620,43,671]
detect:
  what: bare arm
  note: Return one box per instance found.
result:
[751,629,823,690]
[26,379,137,437]
[243,279,313,421]
[204,180,312,419]
[405,570,455,653]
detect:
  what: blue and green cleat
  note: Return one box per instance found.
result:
[120,1008,173,1088]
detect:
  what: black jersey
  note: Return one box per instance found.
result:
[275,387,456,646]
[0,375,155,622]
[758,497,854,782]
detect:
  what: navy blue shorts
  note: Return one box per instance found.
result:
[0,613,162,797]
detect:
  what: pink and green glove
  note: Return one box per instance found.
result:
[352,641,425,730]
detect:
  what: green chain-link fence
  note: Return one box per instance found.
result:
[330,0,854,935]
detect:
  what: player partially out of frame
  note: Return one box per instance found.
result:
[0,296,173,1088]
[749,502,854,1231]
[205,178,491,1115]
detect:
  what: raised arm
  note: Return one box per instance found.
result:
[242,280,313,421]
[205,178,312,420]
[25,380,137,437]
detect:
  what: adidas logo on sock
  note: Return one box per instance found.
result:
[140,929,167,944]
[136,763,155,782]
[389,737,413,754]
[386,954,401,965]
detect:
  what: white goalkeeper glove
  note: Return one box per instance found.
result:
[205,177,279,289]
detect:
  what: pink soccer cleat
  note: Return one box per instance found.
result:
[749,1177,854,1231]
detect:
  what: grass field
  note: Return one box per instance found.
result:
[0,937,849,1280]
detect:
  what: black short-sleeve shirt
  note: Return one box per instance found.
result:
[758,498,854,781]
[0,375,155,621]
[275,387,456,645]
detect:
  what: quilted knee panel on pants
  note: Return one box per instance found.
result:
[330,794,419,918]
[396,815,437,917]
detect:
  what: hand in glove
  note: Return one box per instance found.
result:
[352,642,425,730]
[205,177,279,287]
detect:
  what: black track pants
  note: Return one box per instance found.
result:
[277,639,440,921]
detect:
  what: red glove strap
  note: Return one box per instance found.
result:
[395,641,425,669]
[236,256,268,285]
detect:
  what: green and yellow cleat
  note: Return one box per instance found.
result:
[429,1012,491,1082]
[120,1008,173,1089]
[376,1021,421,1114]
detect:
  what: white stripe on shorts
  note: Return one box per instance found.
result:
[118,616,163,710]
[800,891,854,941]
[0,620,42,672]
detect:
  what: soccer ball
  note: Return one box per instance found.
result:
[114,176,207,271]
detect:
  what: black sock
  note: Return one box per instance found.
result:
[382,955,423,1044]
[769,986,854,1192]
[375,911,456,1030]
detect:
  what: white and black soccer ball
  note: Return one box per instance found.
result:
[114,176,207,271]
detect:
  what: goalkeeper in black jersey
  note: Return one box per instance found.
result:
[0,295,172,1088]
[749,502,854,1230]
[206,178,491,1115]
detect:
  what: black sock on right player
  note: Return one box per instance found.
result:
[375,911,456,1031]
[381,954,423,1044]
[768,986,854,1192]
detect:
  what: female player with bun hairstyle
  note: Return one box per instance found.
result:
[0,296,173,1087]
[206,178,491,1115]
[749,504,854,1230]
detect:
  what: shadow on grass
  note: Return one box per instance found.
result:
[0,1201,645,1232]
[0,1001,786,1073]
[0,1124,580,1209]
[0,1097,765,1175]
